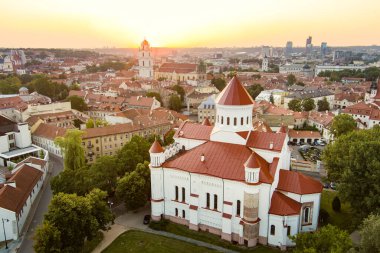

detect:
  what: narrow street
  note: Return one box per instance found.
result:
[18,155,64,253]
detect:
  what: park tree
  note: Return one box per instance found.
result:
[168,94,182,112]
[287,74,296,86]
[330,114,356,138]
[359,214,380,253]
[164,129,175,145]
[116,135,151,176]
[322,126,380,219]
[34,190,113,253]
[171,85,185,101]
[0,76,22,94]
[288,99,302,112]
[211,78,226,91]
[55,129,85,171]
[317,97,330,111]
[88,156,119,195]
[246,84,263,100]
[291,224,353,253]
[29,76,69,101]
[116,170,148,210]
[86,118,108,128]
[302,98,316,111]
[146,91,163,105]
[66,95,88,112]
[51,167,93,195]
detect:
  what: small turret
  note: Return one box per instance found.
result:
[244,152,261,184]
[149,140,164,167]
[202,117,212,126]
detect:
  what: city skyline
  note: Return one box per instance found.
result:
[1,0,380,48]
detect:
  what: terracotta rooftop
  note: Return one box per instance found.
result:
[201,117,212,126]
[33,123,67,140]
[164,141,277,184]
[269,191,302,216]
[0,165,43,214]
[149,140,164,153]
[215,76,254,106]
[158,63,197,74]
[252,121,273,133]
[277,170,323,195]
[246,131,286,152]
[288,129,321,139]
[174,121,213,141]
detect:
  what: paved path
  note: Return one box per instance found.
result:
[350,230,360,246]
[17,155,64,253]
[92,206,236,253]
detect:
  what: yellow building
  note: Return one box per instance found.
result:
[154,63,206,81]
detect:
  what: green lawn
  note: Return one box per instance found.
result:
[320,190,355,232]
[101,230,217,253]
[150,220,282,253]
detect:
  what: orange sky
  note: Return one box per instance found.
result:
[1,0,379,48]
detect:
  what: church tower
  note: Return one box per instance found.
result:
[138,39,153,79]
[261,55,269,72]
[210,76,255,145]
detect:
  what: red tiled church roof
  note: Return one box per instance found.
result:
[149,140,164,153]
[174,121,213,141]
[277,170,323,195]
[269,191,302,216]
[216,76,254,106]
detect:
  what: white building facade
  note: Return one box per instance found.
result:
[149,77,322,250]
[138,39,153,79]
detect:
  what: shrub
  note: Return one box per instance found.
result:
[319,208,330,225]
[149,219,169,231]
[332,196,341,212]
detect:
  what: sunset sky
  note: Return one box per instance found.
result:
[1,0,379,48]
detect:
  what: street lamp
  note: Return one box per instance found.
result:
[2,218,9,249]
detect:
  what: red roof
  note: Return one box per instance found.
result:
[269,191,302,216]
[164,141,277,184]
[288,129,321,139]
[278,124,288,133]
[245,152,265,169]
[174,121,213,141]
[158,63,197,74]
[202,117,212,126]
[247,131,286,152]
[216,76,254,106]
[149,140,164,153]
[277,170,323,195]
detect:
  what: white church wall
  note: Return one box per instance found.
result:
[174,137,206,151]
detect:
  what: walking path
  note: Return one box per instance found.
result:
[92,207,236,253]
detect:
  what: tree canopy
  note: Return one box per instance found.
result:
[290,224,353,253]
[288,99,302,112]
[34,190,113,253]
[322,126,380,220]
[55,129,85,171]
[66,95,88,112]
[146,91,163,105]
[359,214,380,253]
[246,84,264,100]
[287,74,297,86]
[318,66,380,81]
[211,78,226,91]
[330,114,356,138]
[168,94,182,112]
[317,97,330,112]
[171,85,185,101]
[302,98,316,111]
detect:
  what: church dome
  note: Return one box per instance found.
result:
[215,76,254,106]
[141,39,150,48]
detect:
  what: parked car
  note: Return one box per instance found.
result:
[323,183,330,189]
[330,182,337,190]
[143,215,151,225]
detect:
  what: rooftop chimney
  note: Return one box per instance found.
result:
[269,141,274,150]
[200,153,205,162]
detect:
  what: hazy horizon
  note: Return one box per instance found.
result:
[1,0,380,49]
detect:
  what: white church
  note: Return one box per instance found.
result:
[149,76,323,250]
[138,39,153,79]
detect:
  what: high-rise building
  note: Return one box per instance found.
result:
[261,46,272,58]
[261,55,269,71]
[285,41,293,57]
[306,36,313,55]
[138,39,153,79]
[320,42,328,57]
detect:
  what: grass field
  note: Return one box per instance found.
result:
[149,220,282,253]
[82,231,104,253]
[101,230,217,253]
[320,190,355,232]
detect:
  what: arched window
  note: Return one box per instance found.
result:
[227,117,230,125]
[214,194,218,210]
[175,208,178,216]
[236,200,241,216]
[304,207,311,223]
[182,187,186,202]
[182,210,186,218]
[270,225,275,235]
[221,117,224,124]
[206,193,210,208]
[175,186,178,201]
[246,116,249,124]
[234,117,237,126]
[241,117,244,126]
[287,226,291,236]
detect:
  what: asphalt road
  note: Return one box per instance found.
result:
[18,155,63,253]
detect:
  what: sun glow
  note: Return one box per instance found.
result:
[1,0,380,48]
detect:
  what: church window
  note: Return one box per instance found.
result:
[246,116,249,124]
[304,207,311,223]
[227,117,230,125]
[206,193,210,208]
[175,208,178,216]
[287,226,291,236]
[182,187,186,202]
[270,225,275,235]
[221,117,224,124]
[236,200,241,216]
[175,186,179,201]
[182,210,186,218]
[214,194,218,210]
[234,117,237,126]
[241,117,244,125]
